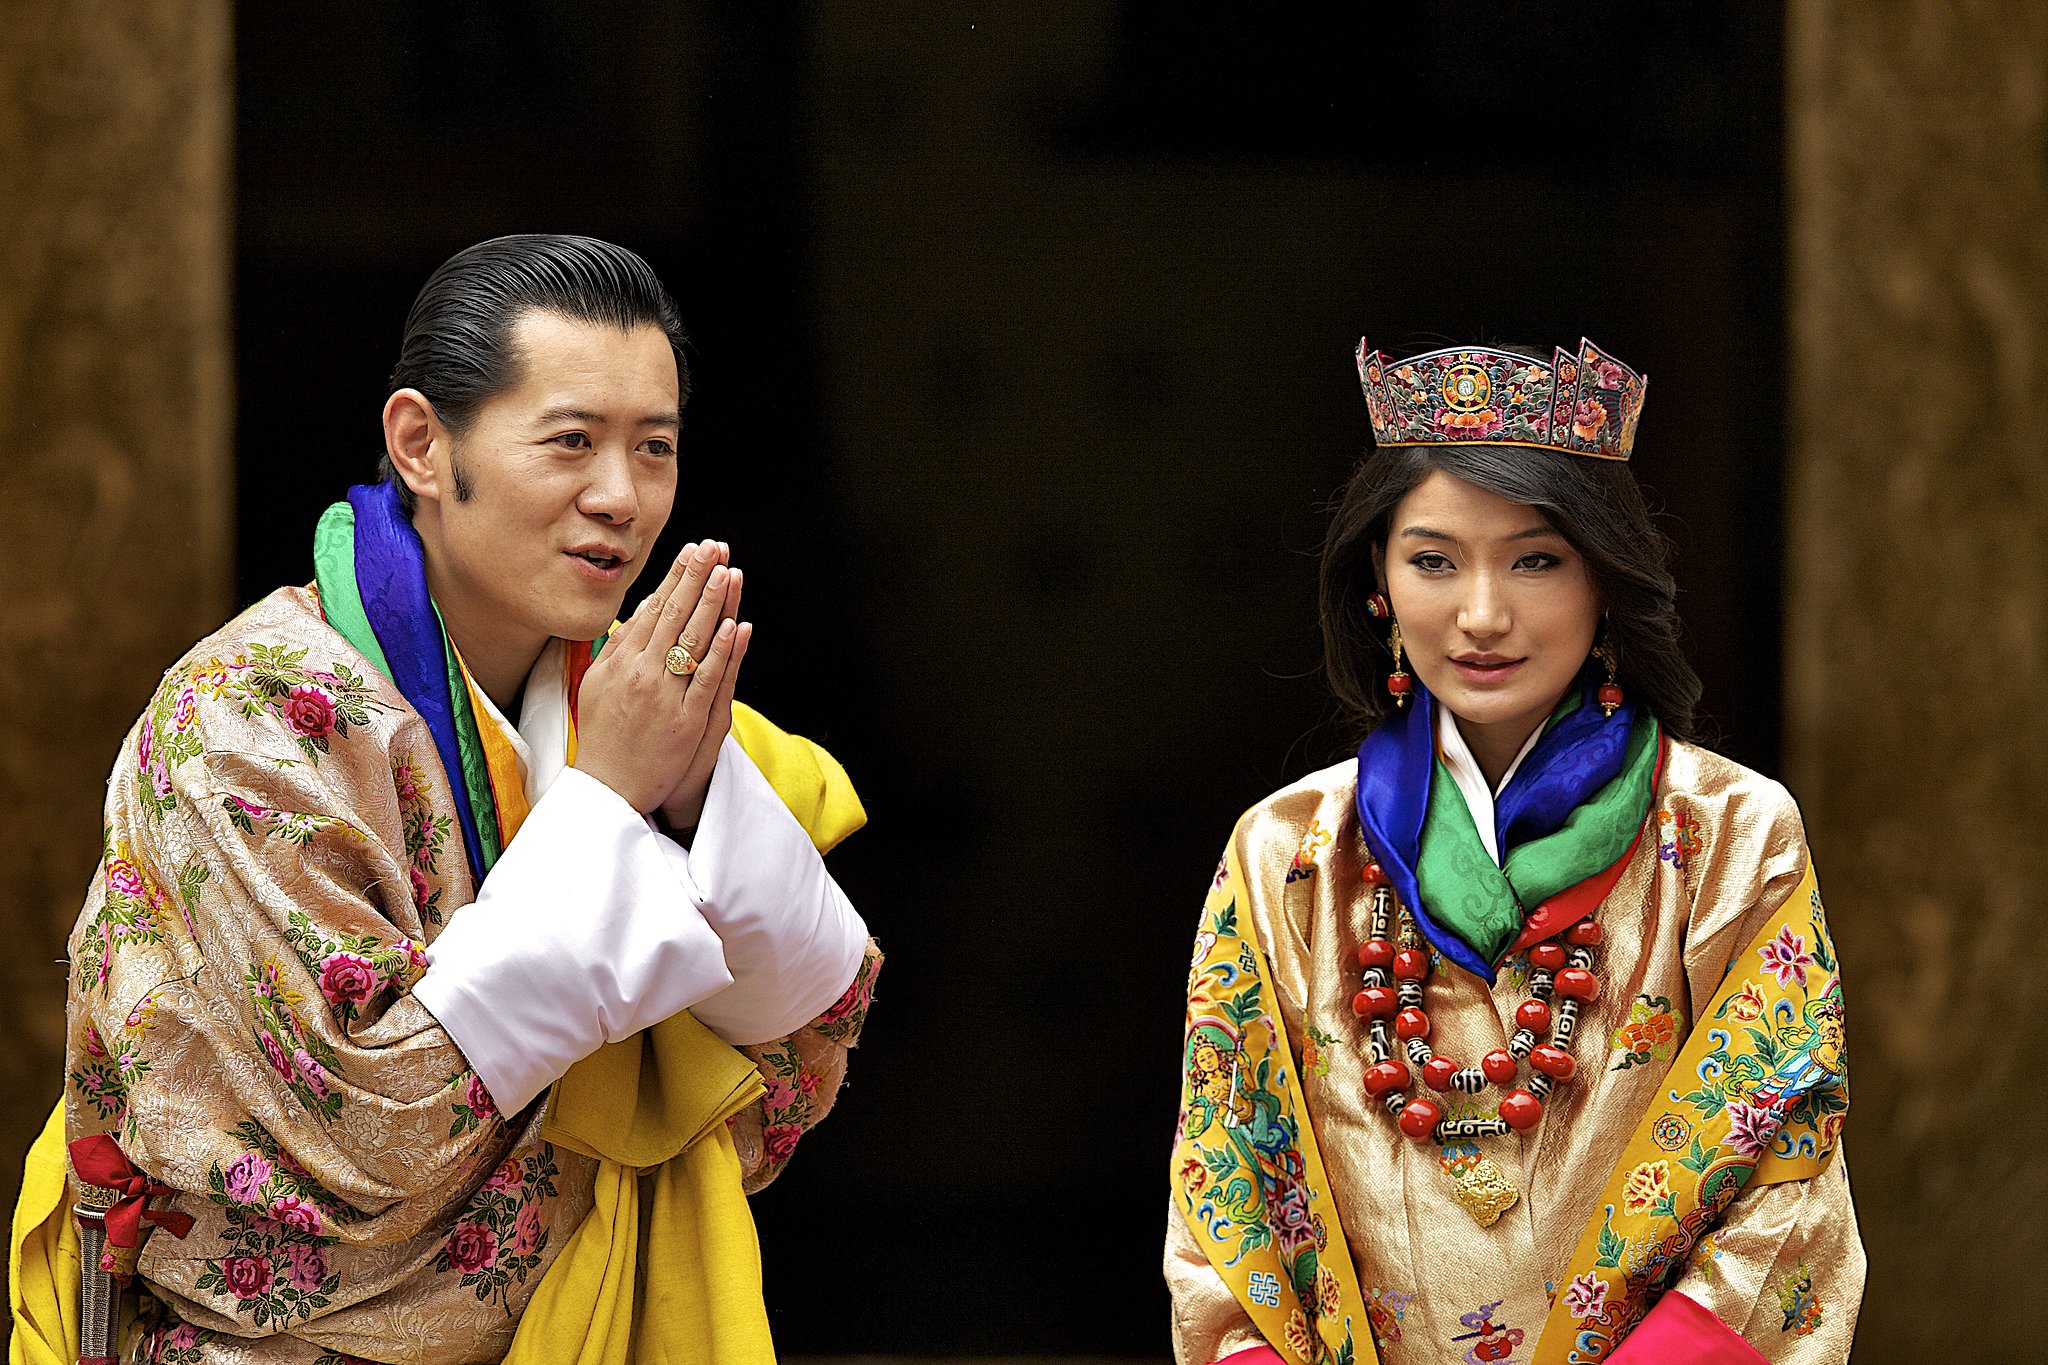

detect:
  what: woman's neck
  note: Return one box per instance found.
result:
[1452,712,1547,793]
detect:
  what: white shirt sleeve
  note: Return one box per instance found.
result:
[656,735,869,1047]
[411,766,736,1113]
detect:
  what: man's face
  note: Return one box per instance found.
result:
[421,310,680,646]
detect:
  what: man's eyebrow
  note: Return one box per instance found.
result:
[532,406,681,430]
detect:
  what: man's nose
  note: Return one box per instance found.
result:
[578,448,638,522]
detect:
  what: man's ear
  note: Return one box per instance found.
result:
[383,389,444,505]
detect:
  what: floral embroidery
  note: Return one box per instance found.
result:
[1365,1285,1415,1348]
[812,947,880,1045]
[1299,1023,1335,1079]
[1720,981,1767,1022]
[1620,1160,1674,1218]
[1284,820,1333,884]
[1723,1099,1781,1159]
[1758,926,1815,989]
[1655,809,1702,869]
[140,1319,217,1363]
[1451,1300,1526,1363]
[247,959,345,1122]
[281,909,426,1026]
[1562,1271,1610,1323]
[200,644,389,764]
[445,1069,502,1138]
[433,1145,560,1311]
[75,848,206,996]
[1496,951,1530,992]
[1609,994,1681,1071]
[197,1128,343,1327]
[395,754,454,922]
[1777,1261,1823,1335]
[222,795,365,848]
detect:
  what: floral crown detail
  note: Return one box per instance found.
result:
[1356,338,1648,462]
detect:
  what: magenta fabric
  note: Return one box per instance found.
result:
[1211,1348,1286,1365]
[1610,1290,1767,1364]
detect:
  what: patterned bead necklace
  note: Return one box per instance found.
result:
[1352,854,1604,1224]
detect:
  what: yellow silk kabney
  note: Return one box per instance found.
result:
[10,701,865,1365]
[1173,829,1846,1365]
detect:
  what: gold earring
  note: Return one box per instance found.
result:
[1388,621,1412,708]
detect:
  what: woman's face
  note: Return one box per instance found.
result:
[1374,469,1599,757]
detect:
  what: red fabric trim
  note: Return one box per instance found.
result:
[1609,1290,1767,1365]
[66,1135,195,1248]
[1212,1348,1287,1365]
[1506,734,1670,956]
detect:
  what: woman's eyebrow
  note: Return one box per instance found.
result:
[1397,525,1455,540]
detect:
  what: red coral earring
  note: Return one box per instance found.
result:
[1388,621,1412,707]
[1594,642,1623,717]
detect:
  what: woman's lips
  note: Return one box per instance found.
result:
[1449,656,1527,685]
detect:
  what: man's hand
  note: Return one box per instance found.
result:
[571,540,751,815]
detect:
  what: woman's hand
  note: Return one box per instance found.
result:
[571,540,750,814]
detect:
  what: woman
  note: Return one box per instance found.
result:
[1166,340,1861,1365]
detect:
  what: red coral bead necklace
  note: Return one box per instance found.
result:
[1350,856,1603,1146]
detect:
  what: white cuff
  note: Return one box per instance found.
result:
[413,767,734,1113]
[657,735,868,1046]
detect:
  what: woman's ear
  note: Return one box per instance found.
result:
[1371,542,1388,598]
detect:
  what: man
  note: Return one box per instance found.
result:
[11,235,879,1363]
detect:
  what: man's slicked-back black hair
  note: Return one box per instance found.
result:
[378,234,689,513]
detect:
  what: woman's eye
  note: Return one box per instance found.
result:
[1410,552,1452,573]
[1515,552,1562,572]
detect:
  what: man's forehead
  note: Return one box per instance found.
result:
[501,309,679,416]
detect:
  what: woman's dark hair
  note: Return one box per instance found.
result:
[379,234,689,512]
[1319,437,1703,743]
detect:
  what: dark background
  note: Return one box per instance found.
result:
[236,5,1783,1353]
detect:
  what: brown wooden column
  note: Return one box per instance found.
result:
[0,0,233,1231]
[1787,4,2048,1358]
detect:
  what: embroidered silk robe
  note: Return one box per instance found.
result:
[63,587,880,1363]
[1165,741,1862,1365]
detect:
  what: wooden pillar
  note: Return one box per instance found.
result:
[1787,4,2048,1358]
[0,0,233,1229]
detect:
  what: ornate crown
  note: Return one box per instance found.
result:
[1356,338,1648,461]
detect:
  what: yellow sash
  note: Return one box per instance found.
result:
[10,700,865,1365]
[1531,861,1844,1362]
[1174,841,1846,1365]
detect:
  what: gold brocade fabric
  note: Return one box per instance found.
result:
[53,587,877,1363]
[1166,741,1864,1365]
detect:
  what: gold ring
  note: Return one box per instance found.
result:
[665,645,699,677]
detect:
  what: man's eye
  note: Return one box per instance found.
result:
[642,439,676,458]
[555,432,591,449]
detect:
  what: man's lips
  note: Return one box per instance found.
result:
[565,546,631,581]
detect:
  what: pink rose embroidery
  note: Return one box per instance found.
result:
[165,1324,200,1348]
[465,1074,498,1124]
[317,951,379,1006]
[445,1220,498,1275]
[1724,1099,1783,1159]
[1572,397,1609,440]
[761,1075,798,1112]
[1592,358,1625,389]
[173,687,199,731]
[150,762,174,800]
[514,1203,543,1255]
[408,866,431,910]
[293,1049,331,1101]
[260,1033,293,1080]
[268,1194,322,1235]
[483,1158,522,1193]
[282,685,337,738]
[394,764,423,804]
[220,1254,271,1300]
[137,723,154,770]
[1758,927,1815,990]
[761,1123,803,1166]
[105,859,145,899]
[283,1242,329,1292]
[222,1151,273,1204]
[82,1023,108,1058]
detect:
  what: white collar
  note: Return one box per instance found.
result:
[1436,703,1546,867]
[466,639,571,807]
